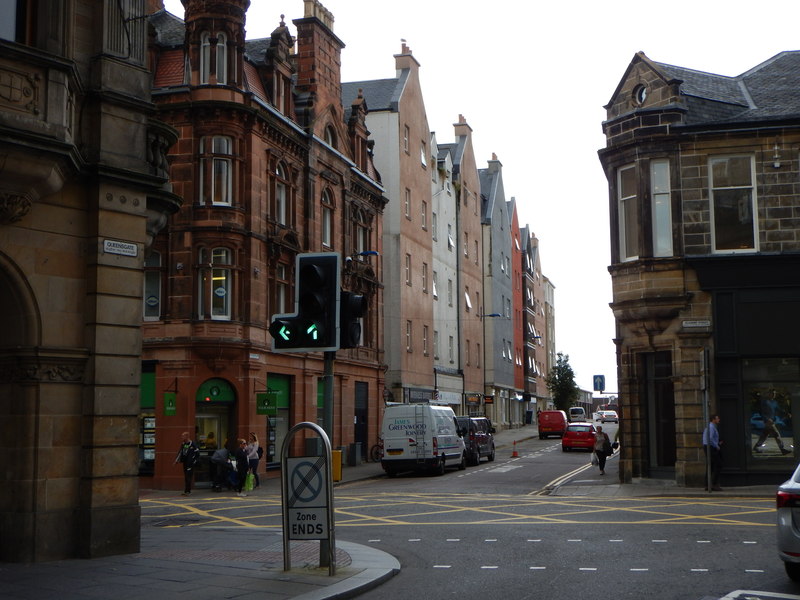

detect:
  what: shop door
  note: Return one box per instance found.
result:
[642,351,676,472]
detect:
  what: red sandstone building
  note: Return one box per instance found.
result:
[144,0,386,489]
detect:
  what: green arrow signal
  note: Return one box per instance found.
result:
[306,323,319,340]
[279,325,291,341]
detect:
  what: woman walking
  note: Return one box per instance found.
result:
[594,425,612,475]
[246,432,261,489]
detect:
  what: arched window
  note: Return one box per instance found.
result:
[200,31,227,84]
[198,247,232,320]
[324,125,337,149]
[321,189,334,248]
[216,32,227,84]
[275,162,288,225]
[200,32,211,84]
[200,136,233,205]
[353,207,369,256]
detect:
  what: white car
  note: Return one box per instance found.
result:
[600,410,618,423]
[777,463,800,580]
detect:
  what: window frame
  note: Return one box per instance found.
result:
[709,154,758,253]
[200,135,233,206]
[650,158,673,257]
[199,247,233,320]
[618,163,639,261]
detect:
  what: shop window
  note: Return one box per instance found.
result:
[744,358,798,461]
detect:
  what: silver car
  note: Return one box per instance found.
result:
[776,462,800,580]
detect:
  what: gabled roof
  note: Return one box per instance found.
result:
[342,78,405,117]
[612,50,800,126]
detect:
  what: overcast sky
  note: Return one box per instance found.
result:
[163,0,800,395]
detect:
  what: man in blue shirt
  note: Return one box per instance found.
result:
[703,414,722,491]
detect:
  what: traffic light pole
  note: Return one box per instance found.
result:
[320,350,335,567]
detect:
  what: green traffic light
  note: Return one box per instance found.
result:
[305,323,319,340]
[279,325,291,341]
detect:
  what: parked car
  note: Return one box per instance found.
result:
[538,410,569,439]
[568,406,587,422]
[562,422,597,451]
[600,410,619,424]
[456,416,496,466]
[777,463,800,580]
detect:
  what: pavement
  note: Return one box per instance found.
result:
[0,424,780,600]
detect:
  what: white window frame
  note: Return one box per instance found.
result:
[199,247,232,320]
[618,163,639,261]
[216,32,227,84]
[709,155,758,253]
[651,159,673,257]
[200,136,233,206]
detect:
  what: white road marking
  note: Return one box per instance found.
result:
[691,569,709,572]
[529,566,546,570]
[433,565,451,569]
[481,566,499,569]
[630,568,649,572]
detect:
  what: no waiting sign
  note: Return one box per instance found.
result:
[286,456,328,539]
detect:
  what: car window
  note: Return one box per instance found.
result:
[568,425,592,432]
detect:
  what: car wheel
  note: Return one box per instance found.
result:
[488,447,495,462]
[786,561,800,582]
[472,450,480,466]
[459,453,467,470]
[432,457,445,476]
[562,446,568,452]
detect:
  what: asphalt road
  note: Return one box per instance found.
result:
[141,430,800,600]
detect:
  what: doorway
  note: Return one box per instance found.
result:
[641,351,676,474]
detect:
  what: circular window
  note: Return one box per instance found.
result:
[633,84,647,106]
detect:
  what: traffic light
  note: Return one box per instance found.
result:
[268,252,340,352]
[340,291,366,348]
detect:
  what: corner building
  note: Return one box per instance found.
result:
[145,0,386,489]
[600,51,800,487]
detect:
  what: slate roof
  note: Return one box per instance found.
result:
[149,9,185,47]
[652,50,800,125]
[341,76,407,118]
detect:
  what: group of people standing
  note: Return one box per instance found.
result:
[176,431,262,496]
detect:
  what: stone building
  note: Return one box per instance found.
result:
[0,1,180,560]
[600,51,800,486]
[144,0,386,489]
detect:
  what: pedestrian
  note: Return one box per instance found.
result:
[210,444,230,492]
[594,425,612,475]
[234,438,250,497]
[174,431,199,496]
[246,432,261,489]
[703,414,723,491]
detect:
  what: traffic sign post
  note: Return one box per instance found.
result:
[281,422,336,575]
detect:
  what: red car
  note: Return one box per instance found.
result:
[562,423,597,452]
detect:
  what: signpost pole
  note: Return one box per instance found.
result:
[280,422,336,575]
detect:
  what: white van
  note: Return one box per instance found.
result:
[380,403,466,476]
[568,406,587,422]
